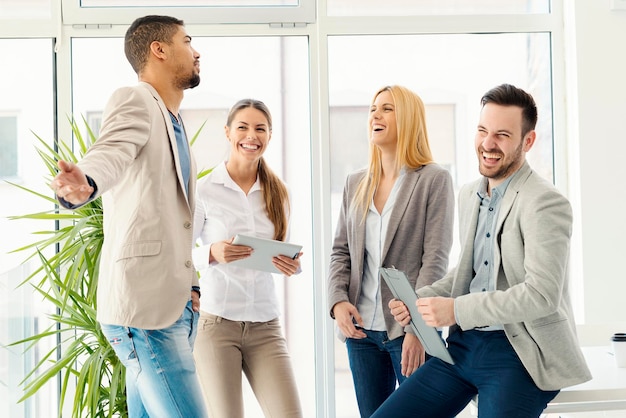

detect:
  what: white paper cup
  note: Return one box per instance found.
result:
[611,333,626,367]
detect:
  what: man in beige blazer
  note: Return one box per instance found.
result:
[374,84,592,418]
[51,15,207,418]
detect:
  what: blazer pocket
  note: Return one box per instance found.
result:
[529,314,567,329]
[117,241,162,261]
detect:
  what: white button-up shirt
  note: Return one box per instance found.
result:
[357,170,406,331]
[192,161,283,322]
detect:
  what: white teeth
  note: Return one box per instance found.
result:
[483,152,501,159]
[241,143,259,150]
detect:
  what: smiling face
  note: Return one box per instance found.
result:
[475,102,536,189]
[368,90,398,153]
[225,106,271,164]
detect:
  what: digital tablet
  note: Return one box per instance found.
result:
[380,267,455,365]
[231,234,302,274]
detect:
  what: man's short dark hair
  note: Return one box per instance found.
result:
[481,84,538,137]
[124,15,184,74]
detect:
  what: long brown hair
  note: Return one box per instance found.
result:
[226,99,290,241]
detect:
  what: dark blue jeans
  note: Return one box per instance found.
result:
[370,329,559,418]
[346,329,406,418]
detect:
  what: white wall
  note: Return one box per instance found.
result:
[572,1,626,344]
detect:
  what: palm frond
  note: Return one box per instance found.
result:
[9,117,126,417]
[10,116,206,417]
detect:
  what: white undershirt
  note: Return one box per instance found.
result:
[357,170,406,331]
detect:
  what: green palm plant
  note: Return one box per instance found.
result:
[8,116,208,417]
[7,117,126,418]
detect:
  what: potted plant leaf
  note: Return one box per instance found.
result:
[8,116,208,417]
[7,117,127,418]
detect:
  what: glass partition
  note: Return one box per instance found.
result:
[0,38,56,418]
[61,0,315,24]
[327,0,550,17]
[327,31,553,417]
[72,34,315,416]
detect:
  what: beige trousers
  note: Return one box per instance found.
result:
[193,312,303,418]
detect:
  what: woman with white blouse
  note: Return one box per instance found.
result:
[192,98,303,418]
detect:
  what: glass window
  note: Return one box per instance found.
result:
[81,0,299,6]
[0,38,56,418]
[71,34,315,416]
[327,32,553,416]
[327,0,550,17]
[0,116,18,178]
[62,0,314,24]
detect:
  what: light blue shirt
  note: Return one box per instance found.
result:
[169,112,190,197]
[358,170,406,331]
[470,173,515,331]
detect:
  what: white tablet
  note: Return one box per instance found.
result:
[230,234,302,274]
[380,267,455,365]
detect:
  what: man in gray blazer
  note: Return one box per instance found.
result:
[51,15,207,418]
[374,84,592,418]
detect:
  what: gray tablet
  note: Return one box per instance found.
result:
[231,234,302,274]
[380,267,455,365]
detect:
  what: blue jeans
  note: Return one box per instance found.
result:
[101,300,208,418]
[370,329,560,418]
[346,329,406,418]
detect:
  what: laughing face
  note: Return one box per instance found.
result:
[475,102,536,189]
[225,106,271,164]
[369,90,398,152]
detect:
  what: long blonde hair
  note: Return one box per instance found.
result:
[352,85,434,221]
[226,99,290,241]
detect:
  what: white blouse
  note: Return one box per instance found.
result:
[192,161,285,322]
[357,170,406,331]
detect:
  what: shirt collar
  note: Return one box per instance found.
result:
[212,161,261,193]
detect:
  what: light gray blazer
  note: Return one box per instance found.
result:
[420,161,592,390]
[77,82,198,330]
[328,163,455,341]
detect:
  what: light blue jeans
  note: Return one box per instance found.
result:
[101,300,208,418]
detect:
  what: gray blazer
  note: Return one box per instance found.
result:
[328,163,455,341]
[420,162,592,390]
[78,82,198,330]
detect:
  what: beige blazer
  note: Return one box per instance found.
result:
[328,164,455,341]
[420,162,592,390]
[77,82,198,329]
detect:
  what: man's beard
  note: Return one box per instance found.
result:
[478,141,524,181]
[187,73,200,89]
[177,72,200,90]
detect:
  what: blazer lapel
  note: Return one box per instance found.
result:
[453,182,481,294]
[141,82,192,207]
[495,162,532,234]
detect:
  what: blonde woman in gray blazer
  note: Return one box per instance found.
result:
[379,84,592,418]
[328,85,455,417]
[51,16,207,418]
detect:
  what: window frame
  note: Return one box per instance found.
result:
[60,0,316,25]
[0,1,574,417]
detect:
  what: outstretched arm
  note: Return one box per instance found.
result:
[51,160,95,207]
